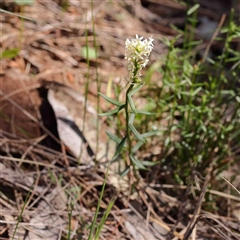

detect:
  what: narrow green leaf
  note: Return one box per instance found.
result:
[142,161,160,166]
[132,141,144,153]
[141,131,157,138]
[220,90,235,96]
[111,136,127,161]
[127,83,144,112]
[187,3,200,15]
[191,87,202,96]
[130,83,145,95]
[130,155,146,169]
[88,159,110,239]
[128,123,145,142]
[135,110,154,115]
[128,94,137,112]
[120,167,130,177]
[98,107,120,116]
[164,137,171,146]
[99,104,125,116]
[98,92,124,106]
[106,131,121,144]
[129,113,135,125]
[95,196,116,238]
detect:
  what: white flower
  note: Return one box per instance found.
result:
[125,34,154,82]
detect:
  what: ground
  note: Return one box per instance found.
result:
[1,1,240,240]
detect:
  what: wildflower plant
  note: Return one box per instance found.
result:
[99,35,155,175]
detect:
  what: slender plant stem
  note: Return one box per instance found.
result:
[125,84,134,166]
[12,180,35,240]
[91,0,101,162]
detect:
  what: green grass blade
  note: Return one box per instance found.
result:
[12,180,35,240]
[88,161,111,240]
[95,195,116,239]
[187,3,200,15]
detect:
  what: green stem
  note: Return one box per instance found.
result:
[125,84,134,165]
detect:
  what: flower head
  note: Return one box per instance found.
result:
[125,34,154,83]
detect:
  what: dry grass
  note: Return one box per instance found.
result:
[1,1,240,239]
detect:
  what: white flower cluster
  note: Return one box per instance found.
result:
[125,34,154,82]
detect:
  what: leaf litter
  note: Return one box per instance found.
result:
[1,0,240,239]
